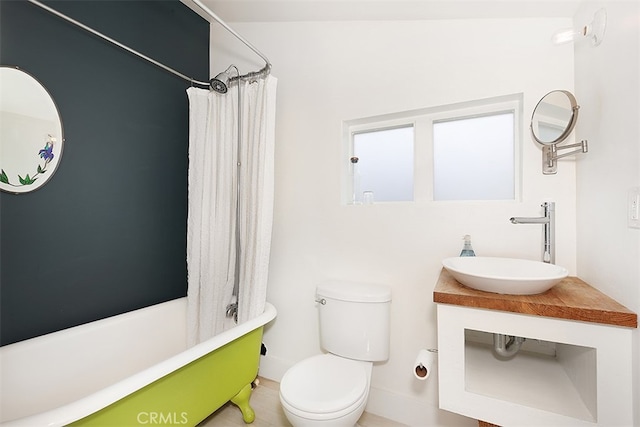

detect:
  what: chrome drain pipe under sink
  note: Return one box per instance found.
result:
[493,334,526,358]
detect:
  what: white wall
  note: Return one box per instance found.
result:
[573,1,640,424]
[211,16,578,426]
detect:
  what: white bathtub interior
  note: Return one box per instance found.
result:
[0,298,187,422]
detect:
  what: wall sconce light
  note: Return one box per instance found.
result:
[551,8,607,46]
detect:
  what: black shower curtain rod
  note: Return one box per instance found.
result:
[27,0,271,89]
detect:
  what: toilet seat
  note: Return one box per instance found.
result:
[280,354,370,418]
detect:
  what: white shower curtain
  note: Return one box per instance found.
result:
[186,75,277,346]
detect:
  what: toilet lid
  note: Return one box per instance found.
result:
[280,354,369,414]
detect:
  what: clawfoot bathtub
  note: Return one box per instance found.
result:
[0,299,276,426]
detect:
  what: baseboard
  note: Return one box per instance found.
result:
[366,386,475,427]
[258,353,290,382]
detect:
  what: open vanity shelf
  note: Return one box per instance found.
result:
[433,269,637,426]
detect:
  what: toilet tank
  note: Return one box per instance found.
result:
[316,280,391,362]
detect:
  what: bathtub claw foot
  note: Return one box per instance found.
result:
[231,383,255,423]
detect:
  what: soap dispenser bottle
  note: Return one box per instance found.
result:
[460,235,476,257]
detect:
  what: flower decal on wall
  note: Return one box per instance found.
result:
[1,135,56,187]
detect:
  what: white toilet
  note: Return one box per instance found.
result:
[279,280,391,427]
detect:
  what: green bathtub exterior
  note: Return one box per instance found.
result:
[68,326,264,427]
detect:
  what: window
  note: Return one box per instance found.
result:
[352,126,414,203]
[433,112,515,201]
[344,94,521,204]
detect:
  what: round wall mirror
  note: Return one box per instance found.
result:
[0,66,64,194]
[530,90,579,146]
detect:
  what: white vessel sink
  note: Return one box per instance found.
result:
[442,257,569,295]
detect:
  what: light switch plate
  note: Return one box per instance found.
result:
[628,187,640,229]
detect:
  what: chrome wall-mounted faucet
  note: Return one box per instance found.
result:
[510,202,555,264]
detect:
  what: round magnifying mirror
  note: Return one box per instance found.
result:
[0,66,64,194]
[530,90,579,146]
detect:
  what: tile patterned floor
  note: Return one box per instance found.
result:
[198,377,407,427]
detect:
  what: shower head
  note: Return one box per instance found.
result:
[210,65,238,94]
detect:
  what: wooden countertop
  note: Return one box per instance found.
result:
[433,268,637,328]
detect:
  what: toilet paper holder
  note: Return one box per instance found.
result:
[414,348,437,381]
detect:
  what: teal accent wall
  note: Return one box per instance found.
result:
[0,0,209,346]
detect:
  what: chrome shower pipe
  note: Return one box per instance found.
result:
[224,65,242,323]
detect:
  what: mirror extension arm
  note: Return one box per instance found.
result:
[543,140,589,175]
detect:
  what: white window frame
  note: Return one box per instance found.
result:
[347,121,416,204]
[428,100,522,202]
[342,94,523,205]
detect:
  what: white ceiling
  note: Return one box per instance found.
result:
[186,0,581,22]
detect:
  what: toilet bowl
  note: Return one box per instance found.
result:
[279,281,391,427]
[279,354,372,427]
